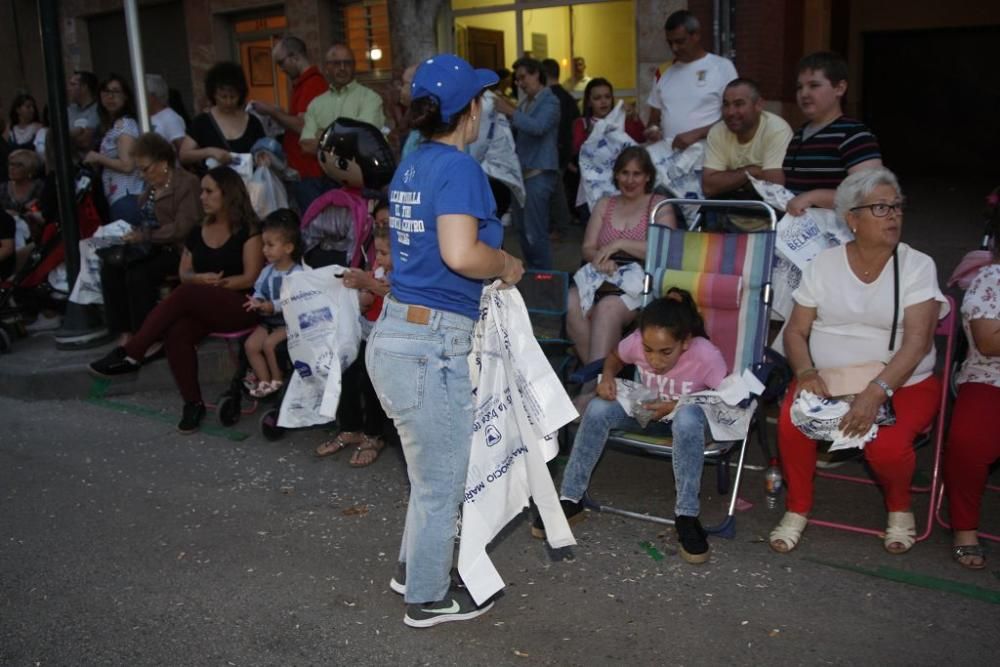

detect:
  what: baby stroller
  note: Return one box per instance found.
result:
[300,188,373,269]
[0,167,104,352]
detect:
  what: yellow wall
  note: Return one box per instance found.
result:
[456,11,518,70]
[572,1,635,90]
[521,6,570,65]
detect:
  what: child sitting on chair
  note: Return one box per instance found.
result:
[533,288,727,564]
[314,224,392,467]
[243,209,303,398]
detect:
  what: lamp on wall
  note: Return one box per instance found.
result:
[369,45,383,61]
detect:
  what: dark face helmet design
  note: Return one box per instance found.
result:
[318,118,396,190]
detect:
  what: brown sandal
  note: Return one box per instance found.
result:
[315,431,364,458]
[349,437,385,467]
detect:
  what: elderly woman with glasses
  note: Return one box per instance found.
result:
[769,167,948,556]
[100,132,201,347]
[84,74,145,224]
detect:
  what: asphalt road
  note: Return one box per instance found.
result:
[2,388,998,666]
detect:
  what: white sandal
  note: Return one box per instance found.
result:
[769,512,808,553]
[884,511,916,554]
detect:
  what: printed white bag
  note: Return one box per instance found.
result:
[458,285,578,604]
[577,100,637,209]
[645,140,706,223]
[471,91,526,207]
[749,175,855,318]
[67,220,134,305]
[277,265,362,428]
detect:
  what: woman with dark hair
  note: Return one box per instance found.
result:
[566,145,674,368]
[180,62,265,173]
[366,54,523,627]
[100,132,202,347]
[90,166,264,434]
[6,94,43,150]
[84,74,144,224]
[572,78,646,155]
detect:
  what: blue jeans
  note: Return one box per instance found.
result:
[561,398,709,517]
[365,298,476,604]
[512,170,556,269]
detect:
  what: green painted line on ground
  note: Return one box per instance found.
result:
[804,556,1000,605]
[86,378,248,442]
[639,540,664,562]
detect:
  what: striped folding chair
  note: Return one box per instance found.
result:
[583,199,778,538]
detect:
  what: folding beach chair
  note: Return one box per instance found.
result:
[808,296,958,544]
[581,198,778,538]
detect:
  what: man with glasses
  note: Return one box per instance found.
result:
[300,44,385,158]
[252,36,329,211]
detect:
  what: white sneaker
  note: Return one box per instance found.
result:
[25,314,62,333]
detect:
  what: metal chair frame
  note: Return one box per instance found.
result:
[583,198,778,538]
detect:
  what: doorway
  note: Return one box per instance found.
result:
[467,27,506,70]
[233,14,290,111]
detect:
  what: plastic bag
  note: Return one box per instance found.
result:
[458,284,578,604]
[612,378,659,428]
[277,265,362,428]
[471,91,526,207]
[577,101,638,209]
[67,220,134,305]
[248,164,290,218]
[645,140,706,222]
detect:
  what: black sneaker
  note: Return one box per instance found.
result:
[89,347,139,378]
[177,402,206,434]
[531,498,586,539]
[675,515,710,564]
[390,563,464,596]
[404,586,493,628]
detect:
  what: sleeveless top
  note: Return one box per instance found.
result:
[184,224,256,278]
[596,195,655,248]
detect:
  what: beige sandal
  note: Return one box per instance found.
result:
[349,436,384,467]
[884,511,916,554]
[769,512,808,553]
[315,431,364,458]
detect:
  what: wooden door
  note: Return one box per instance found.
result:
[467,27,505,71]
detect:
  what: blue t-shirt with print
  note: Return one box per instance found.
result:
[388,141,502,319]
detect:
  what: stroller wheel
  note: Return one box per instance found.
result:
[259,408,284,441]
[0,326,12,354]
[217,394,241,426]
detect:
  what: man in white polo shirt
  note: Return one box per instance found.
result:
[645,10,737,151]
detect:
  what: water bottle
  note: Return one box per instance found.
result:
[765,457,783,510]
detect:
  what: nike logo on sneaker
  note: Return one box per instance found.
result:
[425,600,460,614]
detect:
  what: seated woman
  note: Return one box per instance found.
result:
[179,62,265,175]
[1,149,44,236]
[89,166,264,434]
[6,94,43,151]
[943,230,1000,570]
[566,146,674,367]
[770,167,948,555]
[100,132,201,347]
[533,291,726,564]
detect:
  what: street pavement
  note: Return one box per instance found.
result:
[2,172,999,665]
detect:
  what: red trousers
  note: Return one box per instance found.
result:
[123,283,257,403]
[944,382,1000,531]
[778,375,941,514]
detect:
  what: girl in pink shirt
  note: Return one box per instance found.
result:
[534,289,727,564]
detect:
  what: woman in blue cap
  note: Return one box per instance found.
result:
[366,53,524,628]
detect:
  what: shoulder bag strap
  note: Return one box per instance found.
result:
[889,245,899,351]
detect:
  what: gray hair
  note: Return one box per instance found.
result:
[665,10,700,33]
[834,167,902,224]
[145,74,169,102]
[278,35,307,58]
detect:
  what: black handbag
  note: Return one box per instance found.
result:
[96,241,153,268]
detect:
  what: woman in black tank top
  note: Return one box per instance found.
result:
[90,166,265,433]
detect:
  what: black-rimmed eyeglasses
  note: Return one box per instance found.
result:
[850,202,904,218]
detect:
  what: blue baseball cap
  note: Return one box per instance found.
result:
[411,54,499,122]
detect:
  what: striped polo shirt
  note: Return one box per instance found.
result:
[782,116,882,194]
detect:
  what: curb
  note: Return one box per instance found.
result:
[0,333,241,401]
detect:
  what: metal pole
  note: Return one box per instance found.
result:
[37,0,80,284]
[124,0,150,133]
